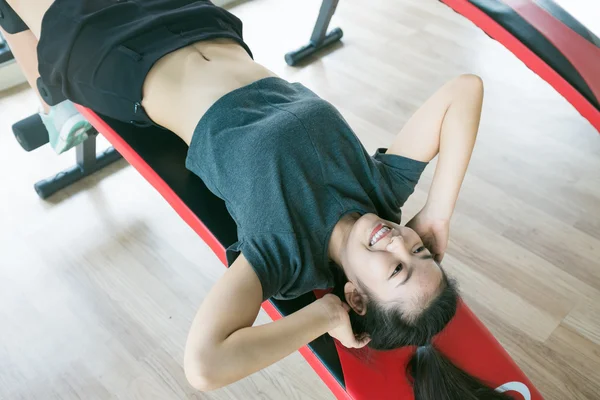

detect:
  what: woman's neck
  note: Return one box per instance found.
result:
[327,212,361,268]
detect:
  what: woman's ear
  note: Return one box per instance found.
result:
[344,281,367,316]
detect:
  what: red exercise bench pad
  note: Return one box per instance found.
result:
[440,0,600,132]
[77,106,543,399]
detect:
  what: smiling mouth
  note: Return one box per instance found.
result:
[369,224,391,246]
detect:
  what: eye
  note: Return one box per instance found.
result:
[413,246,426,254]
[391,264,403,278]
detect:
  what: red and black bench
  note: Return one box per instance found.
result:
[440,0,600,133]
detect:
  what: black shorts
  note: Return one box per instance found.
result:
[37,0,253,127]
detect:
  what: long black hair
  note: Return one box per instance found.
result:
[332,268,513,400]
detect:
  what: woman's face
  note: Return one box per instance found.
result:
[340,213,443,314]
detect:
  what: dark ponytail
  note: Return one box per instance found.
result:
[410,344,512,400]
[332,268,512,400]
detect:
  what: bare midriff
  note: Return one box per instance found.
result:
[141,38,277,145]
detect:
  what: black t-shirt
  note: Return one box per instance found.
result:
[186,77,427,300]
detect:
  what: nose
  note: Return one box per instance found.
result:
[386,232,410,256]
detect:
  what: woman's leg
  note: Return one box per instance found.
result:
[0,26,50,113]
[1,2,91,154]
[4,0,54,39]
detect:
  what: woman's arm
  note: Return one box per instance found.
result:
[423,74,483,219]
[184,253,362,391]
[387,74,484,258]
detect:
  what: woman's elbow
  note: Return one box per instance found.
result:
[186,373,221,392]
[184,355,225,392]
[457,73,484,95]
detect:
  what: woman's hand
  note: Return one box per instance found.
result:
[406,208,449,263]
[317,294,371,349]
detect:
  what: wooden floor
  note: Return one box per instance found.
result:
[1,0,599,399]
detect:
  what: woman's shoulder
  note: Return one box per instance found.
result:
[227,230,333,300]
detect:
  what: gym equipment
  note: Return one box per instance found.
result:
[9,74,122,199]
[31,131,121,199]
[11,78,122,199]
[13,117,122,199]
[284,0,343,66]
[0,32,12,64]
[12,113,49,151]
[440,0,600,133]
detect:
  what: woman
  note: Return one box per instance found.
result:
[1,0,509,398]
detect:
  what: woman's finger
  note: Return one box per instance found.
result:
[341,302,351,313]
[435,252,444,263]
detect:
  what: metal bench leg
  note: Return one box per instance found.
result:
[285,0,343,66]
[33,129,122,199]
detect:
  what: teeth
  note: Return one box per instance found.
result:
[370,226,390,246]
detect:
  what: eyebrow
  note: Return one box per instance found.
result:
[395,254,434,287]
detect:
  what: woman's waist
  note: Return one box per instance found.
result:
[141,39,276,143]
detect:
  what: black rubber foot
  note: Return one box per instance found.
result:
[12,113,50,152]
[285,27,343,66]
[0,41,14,64]
[34,147,121,199]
